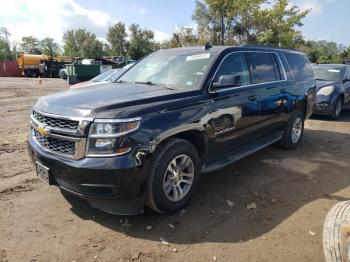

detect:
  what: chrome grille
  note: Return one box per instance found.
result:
[33,129,75,156]
[32,110,79,130]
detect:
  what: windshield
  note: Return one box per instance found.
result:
[110,63,135,82]
[91,70,116,82]
[118,51,214,89]
[312,67,342,81]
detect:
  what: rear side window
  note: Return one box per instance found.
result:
[246,52,280,84]
[283,53,314,81]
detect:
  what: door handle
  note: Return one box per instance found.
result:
[248,95,257,101]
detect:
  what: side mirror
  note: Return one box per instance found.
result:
[343,77,350,83]
[212,75,241,89]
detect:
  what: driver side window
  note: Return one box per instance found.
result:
[213,52,251,88]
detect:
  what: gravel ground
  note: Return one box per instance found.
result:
[1,77,350,262]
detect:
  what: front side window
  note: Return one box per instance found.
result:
[212,52,251,88]
[247,52,279,84]
[118,51,214,90]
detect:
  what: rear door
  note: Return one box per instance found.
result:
[205,52,262,159]
[246,52,289,135]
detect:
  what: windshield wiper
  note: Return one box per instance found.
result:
[115,79,131,84]
[134,81,174,90]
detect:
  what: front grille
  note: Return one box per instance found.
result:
[33,110,79,130]
[33,129,75,156]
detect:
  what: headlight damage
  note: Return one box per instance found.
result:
[317,85,334,96]
[87,118,141,156]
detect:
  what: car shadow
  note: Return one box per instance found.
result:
[62,116,350,244]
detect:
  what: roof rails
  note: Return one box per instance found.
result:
[240,44,297,52]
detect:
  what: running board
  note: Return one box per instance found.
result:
[201,132,283,173]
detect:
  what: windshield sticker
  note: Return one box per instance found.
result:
[328,69,340,73]
[186,53,210,61]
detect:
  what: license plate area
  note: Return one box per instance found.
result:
[35,161,52,185]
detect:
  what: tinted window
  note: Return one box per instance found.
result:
[344,66,350,79]
[213,52,250,87]
[280,54,294,80]
[284,53,314,80]
[246,52,279,84]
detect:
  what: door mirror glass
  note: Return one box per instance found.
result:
[343,76,350,83]
[212,75,241,88]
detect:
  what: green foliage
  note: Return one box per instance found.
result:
[62,29,104,58]
[20,36,41,54]
[127,24,156,60]
[162,27,199,48]
[107,22,128,57]
[40,38,61,57]
[298,40,348,64]
[192,0,308,47]
[0,27,14,60]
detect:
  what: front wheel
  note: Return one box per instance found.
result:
[279,110,304,150]
[331,97,343,120]
[145,138,201,213]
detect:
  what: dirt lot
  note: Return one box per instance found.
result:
[1,77,350,262]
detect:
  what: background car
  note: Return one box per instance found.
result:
[70,63,135,89]
[312,64,350,119]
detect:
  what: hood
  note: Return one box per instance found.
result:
[35,82,194,118]
[316,80,338,91]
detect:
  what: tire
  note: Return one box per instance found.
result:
[145,138,201,213]
[29,71,37,78]
[323,201,350,262]
[331,97,343,120]
[279,110,304,150]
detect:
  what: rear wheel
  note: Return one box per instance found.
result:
[145,138,200,213]
[331,97,343,120]
[279,110,304,150]
[29,70,37,78]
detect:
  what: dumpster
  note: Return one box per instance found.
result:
[66,64,101,85]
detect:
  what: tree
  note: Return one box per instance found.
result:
[40,38,61,57]
[20,36,41,54]
[0,27,12,60]
[192,0,309,47]
[107,22,128,56]
[255,0,309,47]
[161,26,199,48]
[62,29,104,58]
[127,23,156,60]
[298,40,345,64]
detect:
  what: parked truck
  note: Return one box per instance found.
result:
[17,54,48,77]
[17,54,74,78]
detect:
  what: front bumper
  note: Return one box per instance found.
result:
[28,136,148,215]
[313,94,337,116]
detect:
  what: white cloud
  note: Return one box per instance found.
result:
[292,0,337,16]
[2,0,113,45]
[297,0,323,15]
[154,31,171,42]
[1,0,170,45]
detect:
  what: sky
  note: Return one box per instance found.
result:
[0,0,349,46]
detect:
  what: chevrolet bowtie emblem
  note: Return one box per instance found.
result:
[37,126,49,137]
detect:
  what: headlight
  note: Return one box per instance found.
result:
[317,86,334,96]
[87,118,141,156]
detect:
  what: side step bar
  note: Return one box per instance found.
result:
[201,132,283,173]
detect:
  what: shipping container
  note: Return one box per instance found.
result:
[0,61,21,77]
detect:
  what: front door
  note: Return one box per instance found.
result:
[204,52,261,161]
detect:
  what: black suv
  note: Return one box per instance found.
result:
[28,45,316,215]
